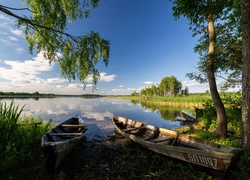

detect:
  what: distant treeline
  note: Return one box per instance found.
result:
[0,91,102,98]
[0,91,55,97]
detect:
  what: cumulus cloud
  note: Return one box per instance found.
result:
[0,52,54,84]
[181,80,209,93]
[100,72,116,82]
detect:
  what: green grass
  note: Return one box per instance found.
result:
[0,101,55,179]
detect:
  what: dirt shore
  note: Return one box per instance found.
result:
[45,133,245,180]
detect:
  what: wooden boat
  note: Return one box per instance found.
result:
[112,116,242,171]
[41,115,87,173]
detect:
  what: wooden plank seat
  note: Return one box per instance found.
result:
[149,136,176,143]
[122,126,146,132]
[50,133,83,136]
[61,124,85,128]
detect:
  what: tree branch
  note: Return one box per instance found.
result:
[0,5,34,13]
[0,5,78,43]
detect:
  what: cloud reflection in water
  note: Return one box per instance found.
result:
[2,97,181,140]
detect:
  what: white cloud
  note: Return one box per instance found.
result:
[8,36,18,41]
[2,53,53,77]
[182,80,209,93]
[111,88,125,93]
[100,72,116,82]
[0,38,10,45]
[0,53,55,88]
[0,14,24,48]
[10,29,23,37]
[56,85,63,88]
[47,77,66,84]
[144,81,153,85]
[16,47,24,54]
[68,84,84,89]
[85,72,116,83]
[127,88,136,91]
[0,14,13,22]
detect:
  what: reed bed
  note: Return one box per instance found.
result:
[115,94,211,107]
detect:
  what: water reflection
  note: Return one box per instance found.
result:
[1,97,192,141]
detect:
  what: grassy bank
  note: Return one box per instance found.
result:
[108,94,211,108]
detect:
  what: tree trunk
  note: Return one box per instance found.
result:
[207,14,227,138]
[241,0,250,150]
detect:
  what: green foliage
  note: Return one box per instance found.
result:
[59,31,110,88]
[181,86,189,95]
[159,76,182,96]
[1,0,110,88]
[199,99,216,128]
[140,76,182,97]
[221,92,242,109]
[130,91,139,96]
[171,0,242,89]
[199,93,242,136]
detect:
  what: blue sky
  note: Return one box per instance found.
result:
[0,0,210,95]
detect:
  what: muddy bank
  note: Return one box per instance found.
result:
[49,134,244,180]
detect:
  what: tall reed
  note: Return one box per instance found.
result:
[0,101,55,178]
[0,101,24,154]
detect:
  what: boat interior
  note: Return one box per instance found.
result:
[44,117,87,142]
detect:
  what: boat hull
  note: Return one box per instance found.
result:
[41,116,87,173]
[113,116,242,171]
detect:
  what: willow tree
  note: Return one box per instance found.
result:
[170,0,238,138]
[0,0,109,89]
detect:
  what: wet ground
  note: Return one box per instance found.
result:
[49,133,247,180]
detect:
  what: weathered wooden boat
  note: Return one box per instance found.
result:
[112,116,242,171]
[41,115,87,173]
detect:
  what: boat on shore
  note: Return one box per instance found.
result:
[112,116,242,171]
[41,115,87,173]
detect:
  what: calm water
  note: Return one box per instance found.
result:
[1,97,190,140]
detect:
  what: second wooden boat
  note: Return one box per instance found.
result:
[112,116,242,171]
[41,115,87,173]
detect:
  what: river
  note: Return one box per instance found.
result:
[1,97,190,140]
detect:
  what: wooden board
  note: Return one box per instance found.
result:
[50,133,83,136]
[61,124,85,128]
[123,126,145,132]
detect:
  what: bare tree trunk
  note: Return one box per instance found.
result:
[241,0,250,150]
[207,14,227,138]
